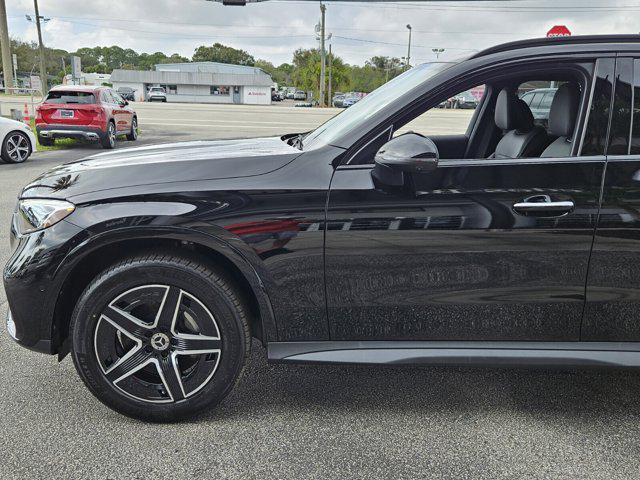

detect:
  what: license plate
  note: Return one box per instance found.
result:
[60,109,74,118]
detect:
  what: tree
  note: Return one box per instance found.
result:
[192,43,255,66]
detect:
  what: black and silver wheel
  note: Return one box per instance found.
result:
[1,131,31,163]
[126,117,138,141]
[71,253,250,421]
[101,121,116,149]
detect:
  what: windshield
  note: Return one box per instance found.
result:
[303,62,456,149]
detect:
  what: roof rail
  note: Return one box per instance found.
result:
[471,34,640,59]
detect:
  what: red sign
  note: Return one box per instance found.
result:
[547,25,571,37]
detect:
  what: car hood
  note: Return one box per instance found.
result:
[20,137,302,200]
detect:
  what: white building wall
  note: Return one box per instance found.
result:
[242,86,271,105]
[113,81,271,105]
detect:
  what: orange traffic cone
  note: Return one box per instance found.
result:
[23,103,30,125]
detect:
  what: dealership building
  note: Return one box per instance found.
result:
[110,62,273,104]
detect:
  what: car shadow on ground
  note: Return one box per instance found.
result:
[199,342,640,423]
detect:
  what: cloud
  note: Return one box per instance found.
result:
[6,0,640,66]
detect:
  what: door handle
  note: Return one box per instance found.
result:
[513,195,574,217]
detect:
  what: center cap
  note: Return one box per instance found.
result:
[150,332,170,351]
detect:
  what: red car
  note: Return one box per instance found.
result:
[36,85,138,149]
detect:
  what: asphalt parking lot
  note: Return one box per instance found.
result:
[2,102,640,479]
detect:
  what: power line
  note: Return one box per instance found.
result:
[11,13,539,35]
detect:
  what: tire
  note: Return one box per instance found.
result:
[126,117,138,141]
[100,121,116,149]
[1,131,32,163]
[70,252,250,421]
[38,135,54,147]
[162,99,167,103]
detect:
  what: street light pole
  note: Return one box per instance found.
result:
[406,24,412,70]
[319,2,326,106]
[328,42,332,106]
[33,0,48,94]
[0,0,14,90]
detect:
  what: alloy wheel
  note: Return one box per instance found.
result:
[108,123,116,147]
[6,133,30,162]
[93,285,222,403]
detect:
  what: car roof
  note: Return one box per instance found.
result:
[472,34,640,59]
[49,84,103,92]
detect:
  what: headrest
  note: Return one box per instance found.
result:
[548,84,580,138]
[495,89,534,132]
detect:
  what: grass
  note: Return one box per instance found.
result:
[28,119,76,151]
[29,119,141,152]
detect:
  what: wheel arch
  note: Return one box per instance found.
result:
[51,228,277,358]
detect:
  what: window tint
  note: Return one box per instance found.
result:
[44,91,95,104]
[630,60,640,154]
[608,57,633,155]
[581,58,614,156]
[111,90,125,104]
[396,85,485,137]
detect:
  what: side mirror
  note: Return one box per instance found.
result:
[371,133,439,187]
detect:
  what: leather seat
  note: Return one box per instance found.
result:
[540,84,580,158]
[491,89,548,159]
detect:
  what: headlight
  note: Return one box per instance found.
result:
[16,199,75,234]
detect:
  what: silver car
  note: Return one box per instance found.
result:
[147,86,167,102]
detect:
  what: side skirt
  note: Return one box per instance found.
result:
[267,341,640,367]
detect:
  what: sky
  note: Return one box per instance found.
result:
[7,0,640,66]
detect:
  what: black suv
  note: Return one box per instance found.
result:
[5,35,640,421]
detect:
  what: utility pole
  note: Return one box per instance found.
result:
[33,0,47,93]
[0,0,14,90]
[406,24,412,70]
[328,43,332,106]
[319,2,326,106]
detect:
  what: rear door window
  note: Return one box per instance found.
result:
[580,58,615,156]
[44,91,95,104]
[608,57,633,155]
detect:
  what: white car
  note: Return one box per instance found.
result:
[0,117,36,164]
[147,87,167,102]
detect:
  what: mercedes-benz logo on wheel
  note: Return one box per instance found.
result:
[150,332,170,351]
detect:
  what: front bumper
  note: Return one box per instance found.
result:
[3,214,87,354]
[37,124,105,142]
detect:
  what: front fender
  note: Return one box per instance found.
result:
[58,203,279,343]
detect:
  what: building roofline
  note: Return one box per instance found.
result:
[471,34,640,59]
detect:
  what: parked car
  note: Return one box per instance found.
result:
[271,90,282,101]
[116,87,136,102]
[293,90,306,100]
[342,94,360,107]
[147,86,167,102]
[35,85,138,149]
[332,93,346,107]
[520,87,558,127]
[9,35,640,422]
[451,90,480,109]
[0,116,36,164]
